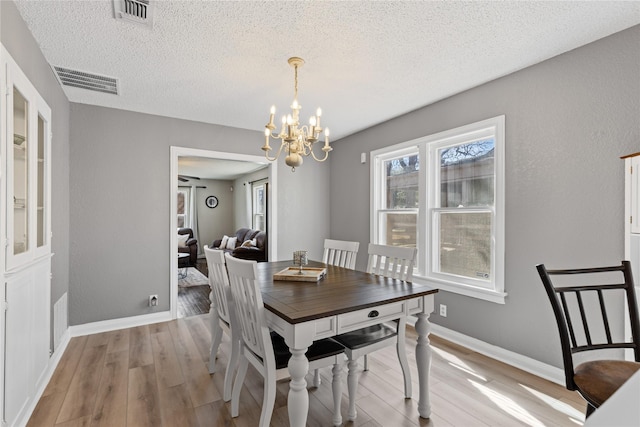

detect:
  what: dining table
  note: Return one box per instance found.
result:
[255,259,439,427]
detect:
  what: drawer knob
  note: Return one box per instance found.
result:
[368,310,379,318]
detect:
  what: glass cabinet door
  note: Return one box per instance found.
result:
[4,47,52,269]
[12,86,29,257]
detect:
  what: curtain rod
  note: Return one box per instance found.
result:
[178,185,207,189]
[244,177,268,185]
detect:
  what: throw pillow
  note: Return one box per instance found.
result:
[241,239,257,248]
[226,237,238,249]
[177,233,189,248]
[220,235,229,249]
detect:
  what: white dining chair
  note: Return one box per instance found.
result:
[333,243,417,421]
[203,246,239,402]
[322,238,360,270]
[225,254,346,427]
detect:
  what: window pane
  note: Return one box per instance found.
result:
[440,139,494,207]
[381,212,417,248]
[436,211,491,281]
[177,192,185,215]
[254,214,265,231]
[385,155,419,209]
[13,87,29,254]
[254,186,265,214]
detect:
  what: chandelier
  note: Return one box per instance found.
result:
[262,57,331,171]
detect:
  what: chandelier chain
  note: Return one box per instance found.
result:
[294,64,299,103]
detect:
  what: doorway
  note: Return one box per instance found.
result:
[169,147,278,319]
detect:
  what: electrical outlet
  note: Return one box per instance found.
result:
[149,295,158,307]
[439,304,447,317]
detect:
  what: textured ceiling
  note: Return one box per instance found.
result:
[13,1,640,141]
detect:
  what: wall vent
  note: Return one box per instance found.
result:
[113,0,154,28]
[53,293,68,351]
[53,66,119,95]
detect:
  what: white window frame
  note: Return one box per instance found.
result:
[371,115,506,304]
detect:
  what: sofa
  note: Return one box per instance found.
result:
[177,228,198,268]
[211,227,267,262]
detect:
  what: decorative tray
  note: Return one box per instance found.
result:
[274,267,327,282]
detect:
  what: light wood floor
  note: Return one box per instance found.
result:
[27,315,586,426]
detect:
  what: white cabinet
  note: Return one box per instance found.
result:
[623,152,640,361]
[1,46,52,427]
[623,153,640,275]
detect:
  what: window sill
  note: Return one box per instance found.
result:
[413,275,507,304]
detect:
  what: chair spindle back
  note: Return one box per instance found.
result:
[225,254,272,364]
[536,261,640,389]
[367,244,417,281]
[204,246,232,324]
[323,239,360,270]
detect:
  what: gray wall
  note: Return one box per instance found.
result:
[186,179,235,251]
[1,1,71,312]
[329,25,640,368]
[69,105,330,325]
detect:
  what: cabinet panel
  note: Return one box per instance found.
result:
[4,274,32,425]
[631,156,640,234]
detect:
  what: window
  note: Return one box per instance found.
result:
[177,188,189,228]
[252,183,266,231]
[372,147,419,248]
[371,116,505,303]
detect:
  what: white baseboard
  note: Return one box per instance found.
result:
[409,317,565,386]
[70,310,172,337]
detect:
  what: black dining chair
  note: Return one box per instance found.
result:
[536,260,640,417]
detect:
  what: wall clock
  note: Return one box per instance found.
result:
[205,195,219,209]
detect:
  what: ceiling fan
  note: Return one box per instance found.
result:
[178,174,200,182]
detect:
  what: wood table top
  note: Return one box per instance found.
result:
[257,260,438,324]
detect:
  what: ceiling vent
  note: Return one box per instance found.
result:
[113,0,154,28]
[53,66,119,95]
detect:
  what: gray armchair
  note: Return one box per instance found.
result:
[178,228,198,267]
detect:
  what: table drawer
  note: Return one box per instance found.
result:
[337,301,406,334]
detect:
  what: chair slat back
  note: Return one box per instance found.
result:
[225,254,272,363]
[537,261,640,389]
[323,239,360,270]
[204,246,231,324]
[366,244,417,281]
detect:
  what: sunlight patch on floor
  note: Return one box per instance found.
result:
[432,346,486,379]
[470,379,546,427]
[448,361,487,381]
[520,383,584,424]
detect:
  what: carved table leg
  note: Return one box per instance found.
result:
[415,311,432,418]
[287,347,309,427]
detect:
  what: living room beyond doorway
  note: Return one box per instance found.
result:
[170,146,278,321]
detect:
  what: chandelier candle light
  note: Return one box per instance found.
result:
[262,57,331,171]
